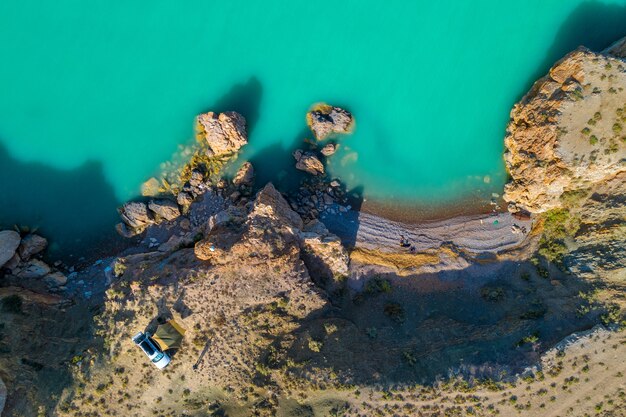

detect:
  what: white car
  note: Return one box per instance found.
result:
[132,331,171,369]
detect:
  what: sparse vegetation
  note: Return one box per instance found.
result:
[1,294,23,314]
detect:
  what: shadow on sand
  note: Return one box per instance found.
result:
[272,259,608,387]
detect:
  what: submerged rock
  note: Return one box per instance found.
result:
[320,142,338,156]
[306,104,354,140]
[0,230,21,268]
[293,150,325,176]
[233,162,255,187]
[44,271,68,287]
[141,177,162,197]
[18,234,48,261]
[148,199,181,221]
[196,111,248,156]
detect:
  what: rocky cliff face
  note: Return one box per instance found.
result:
[504,38,626,282]
[504,44,626,214]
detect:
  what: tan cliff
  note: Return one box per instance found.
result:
[504,42,626,215]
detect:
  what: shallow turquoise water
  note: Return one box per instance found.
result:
[1,1,625,253]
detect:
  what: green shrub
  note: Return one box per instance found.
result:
[589,135,598,145]
[1,295,22,314]
[383,303,405,323]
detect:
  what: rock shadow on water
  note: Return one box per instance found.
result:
[0,143,122,260]
[267,259,609,387]
[199,76,263,137]
[520,0,626,98]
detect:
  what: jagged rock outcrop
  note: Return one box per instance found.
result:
[300,220,349,289]
[148,199,180,221]
[504,38,626,281]
[232,161,254,187]
[0,230,20,268]
[17,234,47,261]
[306,104,354,140]
[196,111,248,156]
[293,149,325,176]
[504,44,626,214]
[118,202,153,229]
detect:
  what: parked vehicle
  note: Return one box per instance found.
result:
[132,331,171,369]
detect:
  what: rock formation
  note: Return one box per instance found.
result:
[0,231,20,268]
[232,161,254,187]
[293,149,325,175]
[504,37,626,281]
[17,234,47,261]
[0,376,5,417]
[306,104,354,140]
[504,45,626,214]
[148,199,181,221]
[196,111,248,156]
[320,142,338,156]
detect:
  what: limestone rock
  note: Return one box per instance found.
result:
[251,183,303,231]
[293,149,325,176]
[196,111,248,156]
[17,234,47,261]
[148,199,181,221]
[44,272,68,287]
[17,259,51,279]
[233,162,254,187]
[0,230,20,268]
[503,47,626,213]
[177,191,194,208]
[320,142,338,156]
[299,220,349,289]
[306,104,354,140]
[141,177,162,197]
[119,202,154,229]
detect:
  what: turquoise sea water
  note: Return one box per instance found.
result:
[1,1,625,254]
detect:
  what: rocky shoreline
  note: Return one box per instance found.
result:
[0,38,625,417]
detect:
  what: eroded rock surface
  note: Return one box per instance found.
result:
[293,149,325,176]
[0,231,20,268]
[504,45,626,214]
[196,111,248,156]
[232,161,254,187]
[306,104,354,140]
[17,234,47,261]
[148,199,180,221]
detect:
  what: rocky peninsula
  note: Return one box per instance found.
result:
[0,38,625,417]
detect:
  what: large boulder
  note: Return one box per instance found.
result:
[293,150,325,176]
[196,111,248,156]
[306,104,354,140]
[17,234,48,261]
[16,259,51,279]
[44,271,68,287]
[233,162,255,187]
[0,230,20,268]
[118,202,154,229]
[148,199,181,221]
